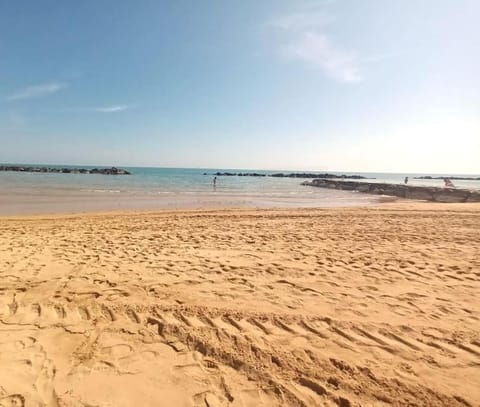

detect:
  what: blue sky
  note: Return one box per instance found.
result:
[1,0,479,173]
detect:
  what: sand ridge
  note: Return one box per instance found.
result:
[0,205,479,406]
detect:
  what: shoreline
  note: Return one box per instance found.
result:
[1,199,480,220]
[0,190,379,217]
[2,167,480,217]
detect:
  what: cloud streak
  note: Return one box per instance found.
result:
[60,104,137,114]
[7,82,67,101]
[284,31,361,83]
[270,9,361,83]
[93,104,135,113]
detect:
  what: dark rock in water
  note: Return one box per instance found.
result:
[0,165,131,175]
[105,167,129,175]
[337,182,357,191]
[467,191,480,202]
[209,172,372,179]
[385,186,406,197]
[356,184,370,193]
[407,189,434,201]
[433,190,470,203]
[278,173,370,179]
[303,179,478,203]
[214,172,237,176]
[415,176,480,181]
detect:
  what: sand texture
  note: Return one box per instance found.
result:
[0,205,479,406]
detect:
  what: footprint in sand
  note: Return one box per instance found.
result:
[0,338,59,407]
[0,394,25,407]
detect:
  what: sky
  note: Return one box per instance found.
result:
[1,0,479,173]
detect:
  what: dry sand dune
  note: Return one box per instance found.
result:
[0,204,479,406]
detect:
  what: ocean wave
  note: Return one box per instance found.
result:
[81,189,122,193]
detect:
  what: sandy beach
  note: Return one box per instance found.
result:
[0,203,479,406]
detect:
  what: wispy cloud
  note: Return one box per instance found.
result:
[269,8,361,83]
[284,32,361,83]
[93,104,136,113]
[60,104,137,114]
[7,81,67,101]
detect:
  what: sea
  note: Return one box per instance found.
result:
[1,165,479,215]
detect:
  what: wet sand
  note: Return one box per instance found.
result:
[0,188,376,215]
[0,203,479,406]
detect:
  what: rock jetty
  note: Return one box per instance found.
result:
[414,176,480,181]
[303,179,480,203]
[211,172,266,177]
[205,172,370,179]
[270,173,369,179]
[0,165,131,175]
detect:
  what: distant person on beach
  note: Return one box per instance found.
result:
[213,176,217,188]
[404,176,409,184]
[444,178,455,188]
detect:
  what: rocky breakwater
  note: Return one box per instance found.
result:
[415,175,480,181]
[303,179,480,203]
[205,172,372,179]
[0,165,131,175]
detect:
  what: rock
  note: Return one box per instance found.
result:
[407,189,434,201]
[311,179,327,187]
[337,182,357,191]
[0,166,130,175]
[415,175,480,181]
[467,191,480,202]
[433,190,469,203]
[384,187,404,197]
[105,167,130,175]
[207,172,373,179]
[214,172,236,176]
[302,179,478,204]
[356,184,370,193]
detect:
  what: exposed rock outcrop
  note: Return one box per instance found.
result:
[303,179,480,203]
[415,176,480,181]
[204,172,371,179]
[0,166,131,175]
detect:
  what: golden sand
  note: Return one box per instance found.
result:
[0,204,479,406]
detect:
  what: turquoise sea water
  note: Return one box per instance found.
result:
[0,165,479,215]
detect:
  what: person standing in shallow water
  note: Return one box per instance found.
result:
[444,178,455,188]
[213,176,217,189]
[404,176,409,184]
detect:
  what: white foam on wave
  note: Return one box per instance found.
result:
[81,189,121,193]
